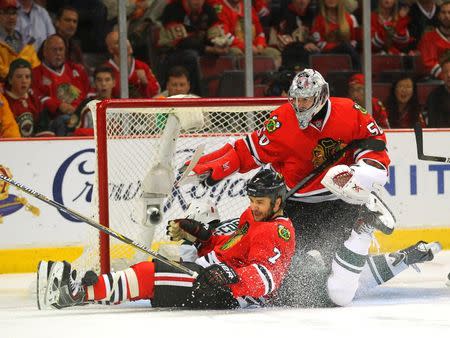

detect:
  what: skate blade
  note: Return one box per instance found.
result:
[36,261,48,310]
[44,262,64,309]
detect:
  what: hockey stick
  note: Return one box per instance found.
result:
[286,138,386,198]
[414,123,450,163]
[175,143,205,187]
[0,175,198,277]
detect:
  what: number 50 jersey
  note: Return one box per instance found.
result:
[234,97,390,202]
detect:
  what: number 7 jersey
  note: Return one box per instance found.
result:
[196,208,295,299]
[234,97,390,202]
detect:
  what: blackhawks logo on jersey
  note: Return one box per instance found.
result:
[220,222,249,250]
[312,138,346,168]
[353,102,368,114]
[265,116,282,133]
[277,224,291,241]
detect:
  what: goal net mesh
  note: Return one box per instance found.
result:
[75,98,283,274]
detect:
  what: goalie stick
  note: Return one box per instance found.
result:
[286,138,386,198]
[414,123,450,163]
[0,175,198,277]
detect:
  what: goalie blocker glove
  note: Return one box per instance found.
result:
[195,263,239,291]
[167,219,212,242]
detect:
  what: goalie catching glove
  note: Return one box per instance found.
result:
[321,159,388,205]
[166,219,212,242]
[195,263,239,291]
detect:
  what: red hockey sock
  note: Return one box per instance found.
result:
[85,261,155,303]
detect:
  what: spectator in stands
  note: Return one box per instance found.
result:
[426,56,450,127]
[309,0,361,69]
[265,69,296,96]
[408,0,440,51]
[385,73,426,128]
[3,58,41,137]
[16,0,55,50]
[159,0,229,96]
[418,0,450,80]
[0,0,39,80]
[269,0,318,71]
[54,6,83,65]
[32,34,90,136]
[105,30,160,98]
[213,0,282,68]
[347,73,390,128]
[371,0,412,54]
[72,65,116,136]
[157,65,199,98]
[0,92,20,138]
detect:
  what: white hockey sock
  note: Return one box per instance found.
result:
[355,254,408,297]
[327,230,372,306]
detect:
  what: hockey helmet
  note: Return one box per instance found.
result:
[246,169,287,208]
[185,199,220,225]
[288,68,329,129]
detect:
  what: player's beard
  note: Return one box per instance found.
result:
[251,207,275,222]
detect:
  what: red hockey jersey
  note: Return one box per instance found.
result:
[4,89,41,137]
[418,28,450,79]
[106,58,160,98]
[32,62,89,116]
[212,0,267,51]
[196,207,295,299]
[371,11,411,54]
[233,98,390,202]
[310,13,358,51]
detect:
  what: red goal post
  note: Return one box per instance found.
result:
[87,97,286,274]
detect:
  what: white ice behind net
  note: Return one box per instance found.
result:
[79,101,278,273]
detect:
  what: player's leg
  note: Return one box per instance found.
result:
[355,241,442,297]
[326,193,395,306]
[41,260,238,310]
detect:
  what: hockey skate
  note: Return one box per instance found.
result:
[354,192,395,235]
[389,241,442,271]
[44,261,86,309]
[37,260,56,310]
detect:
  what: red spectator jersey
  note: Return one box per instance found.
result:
[196,207,295,299]
[311,13,358,51]
[418,28,450,79]
[32,62,89,116]
[212,0,267,50]
[372,97,390,129]
[106,58,160,98]
[4,90,41,137]
[371,12,410,54]
[232,98,390,202]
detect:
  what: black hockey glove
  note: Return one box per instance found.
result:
[169,219,212,241]
[195,263,239,290]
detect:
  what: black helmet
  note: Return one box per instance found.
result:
[246,169,287,208]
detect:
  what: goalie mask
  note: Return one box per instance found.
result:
[185,199,220,226]
[288,69,329,129]
[246,169,287,209]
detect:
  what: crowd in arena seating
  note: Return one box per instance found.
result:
[0,0,449,138]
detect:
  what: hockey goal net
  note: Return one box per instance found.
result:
[80,97,285,274]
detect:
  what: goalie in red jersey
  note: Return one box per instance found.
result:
[188,69,441,307]
[37,170,295,310]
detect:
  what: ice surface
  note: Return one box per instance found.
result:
[1,252,450,338]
